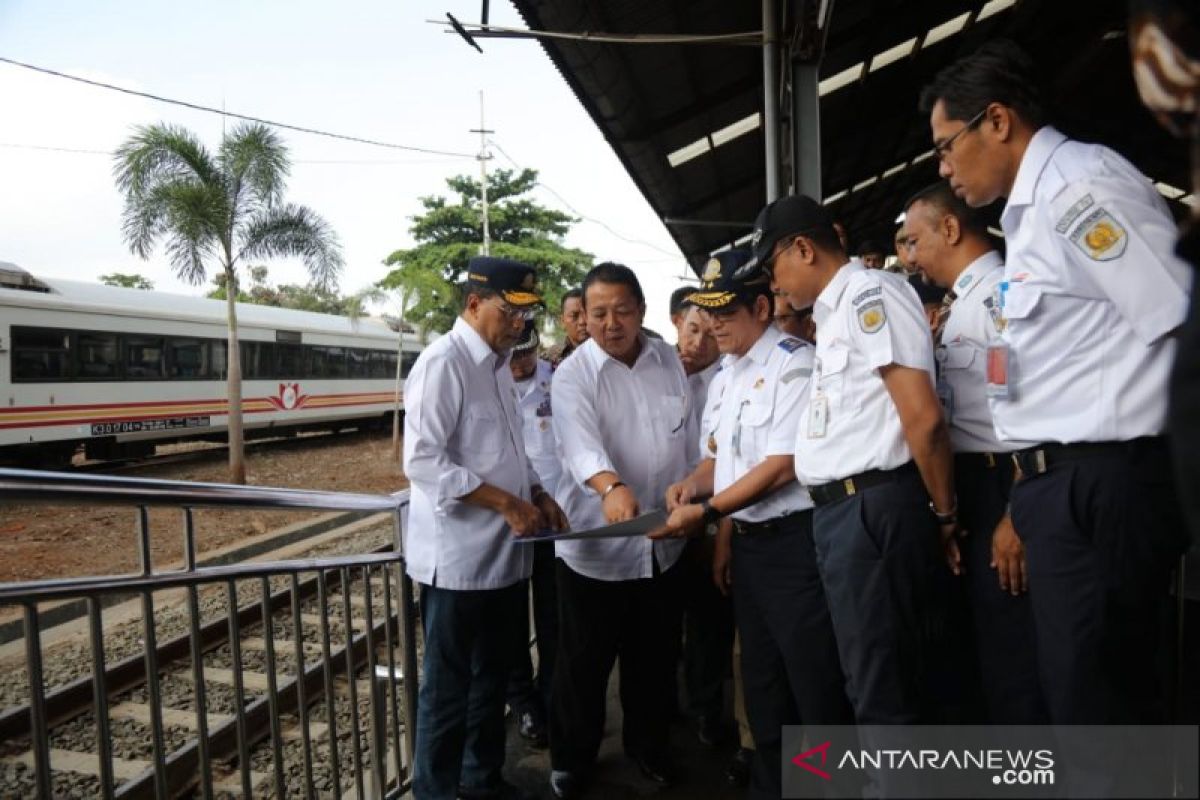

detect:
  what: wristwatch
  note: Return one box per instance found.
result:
[700,499,723,525]
[928,501,958,525]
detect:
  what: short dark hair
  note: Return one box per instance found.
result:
[669,286,697,316]
[857,240,883,257]
[918,39,1045,129]
[904,182,987,237]
[459,282,498,311]
[560,288,583,311]
[581,262,645,307]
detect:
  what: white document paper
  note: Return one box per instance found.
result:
[514,509,668,543]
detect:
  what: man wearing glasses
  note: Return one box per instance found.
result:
[403,256,568,800]
[749,195,959,742]
[547,262,694,798]
[653,249,852,800]
[920,40,1190,738]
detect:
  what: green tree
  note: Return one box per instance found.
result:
[99,272,154,289]
[208,265,378,316]
[114,122,343,484]
[381,168,591,335]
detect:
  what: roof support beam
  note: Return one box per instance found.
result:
[763,0,782,201]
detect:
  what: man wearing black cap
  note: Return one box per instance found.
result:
[749,195,959,738]
[654,249,853,800]
[404,256,568,800]
[505,322,561,748]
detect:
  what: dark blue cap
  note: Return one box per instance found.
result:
[465,256,541,307]
[687,248,766,310]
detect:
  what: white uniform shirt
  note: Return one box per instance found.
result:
[936,251,1011,453]
[707,325,813,522]
[995,126,1191,447]
[686,359,721,468]
[514,358,563,497]
[796,261,936,484]
[552,336,692,581]
[403,317,536,590]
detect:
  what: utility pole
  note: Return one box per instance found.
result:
[470,91,494,255]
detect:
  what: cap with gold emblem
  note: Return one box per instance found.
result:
[686,248,766,311]
[464,256,542,307]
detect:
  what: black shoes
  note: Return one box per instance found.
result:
[631,753,678,787]
[517,708,548,748]
[726,746,754,787]
[549,769,582,799]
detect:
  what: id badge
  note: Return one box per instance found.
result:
[808,392,829,439]
[986,342,1011,399]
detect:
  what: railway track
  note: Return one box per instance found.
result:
[0,468,417,799]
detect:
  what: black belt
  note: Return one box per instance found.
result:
[1011,436,1167,477]
[954,451,1006,470]
[808,461,917,508]
[732,509,810,536]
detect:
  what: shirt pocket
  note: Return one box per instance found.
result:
[816,345,851,412]
[1002,284,1042,324]
[941,343,976,372]
[735,402,772,463]
[462,408,508,457]
[657,394,688,438]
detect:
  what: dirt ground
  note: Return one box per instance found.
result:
[0,431,408,583]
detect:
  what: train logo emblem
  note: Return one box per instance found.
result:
[267,382,310,411]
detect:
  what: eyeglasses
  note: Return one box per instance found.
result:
[763,234,803,277]
[491,298,537,322]
[932,108,988,161]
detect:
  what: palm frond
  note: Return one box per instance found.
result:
[113,123,221,198]
[219,123,289,212]
[236,204,344,291]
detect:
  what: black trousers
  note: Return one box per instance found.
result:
[956,454,1047,724]
[812,470,943,725]
[732,512,854,800]
[681,535,734,719]
[549,557,685,772]
[1011,443,1188,725]
[506,541,559,716]
[1171,224,1200,540]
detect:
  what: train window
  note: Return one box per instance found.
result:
[211,339,227,379]
[77,332,119,379]
[370,350,397,379]
[168,338,209,378]
[310,346,347,378]
[239,341,274,379]
[347,348,370,379]
[124,335,165,379]
[401,351,419,379]
[12,327,70,381]
[276,343,304,377]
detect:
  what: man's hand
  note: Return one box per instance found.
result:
[665,479,696,512]
[940,521,963,576]
[601,484,639,524]
[990,515,1027,595]
[534,492,569,532]
[712,521,733,596]
[501,495,543,537]
[649,502,703,540]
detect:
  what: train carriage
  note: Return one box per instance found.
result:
[0,265,422,465]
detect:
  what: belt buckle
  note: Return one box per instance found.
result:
[843,478,856,497]
[984,452,996,468]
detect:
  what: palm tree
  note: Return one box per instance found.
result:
[114,122,344,484]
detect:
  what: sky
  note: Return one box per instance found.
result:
[0,0,697,340]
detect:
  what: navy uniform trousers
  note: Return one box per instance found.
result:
[731,511,854,800]
[680,534,734,721]
[549,557,685,773]
[413,581,524,800]
[956,453,1047,723]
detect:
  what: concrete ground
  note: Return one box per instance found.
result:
[501,671,747,800]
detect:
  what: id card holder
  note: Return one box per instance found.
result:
[985,342,1011,399]
[808,392,829,438]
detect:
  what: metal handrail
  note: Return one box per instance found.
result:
[0,466,408,512]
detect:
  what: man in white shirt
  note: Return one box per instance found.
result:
[905,181,1047,724]
[505,322,561,748]
[750,194,959,737]
[921,40,1190,734]
[548,262,694,798]
[403,257,567,800]
[655,250,853,800]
